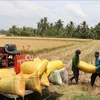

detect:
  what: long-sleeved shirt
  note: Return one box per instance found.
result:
[95,57,100,74]
[72,55,79,71]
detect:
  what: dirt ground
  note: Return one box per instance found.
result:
[34,39,100,100]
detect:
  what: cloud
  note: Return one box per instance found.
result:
[81,1,100,27]
[0,1,99,29]
[0,1,46,29]
[65,2,88,18]
[0,1,41,17]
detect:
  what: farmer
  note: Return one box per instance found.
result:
[91,52,100,87]
[69,49,81,84]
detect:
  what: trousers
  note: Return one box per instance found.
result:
[70,69,79,84]
[91,72,100,86]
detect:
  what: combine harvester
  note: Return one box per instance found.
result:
[0,44,38,100]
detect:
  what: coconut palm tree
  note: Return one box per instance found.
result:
[67,21,75,37]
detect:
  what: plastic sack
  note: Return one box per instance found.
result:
[0,74,25,97]
[59,67,68,84]
[40,73,49,87]
[0,70,16,79]
[22,72,42,94]
[78,61,96,73]
[46,60,64,77]
[21,58,48,76]
[0,68,9,72]
[38,59,48,76]
[20,61,40,74]
[48,70,62,85]
[34,57,41,62]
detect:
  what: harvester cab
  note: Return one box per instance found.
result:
[0,44,20,67]
[4,44,20,56]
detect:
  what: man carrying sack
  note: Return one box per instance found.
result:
[91,52,100,87]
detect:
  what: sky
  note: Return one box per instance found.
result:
[0,0,100,30]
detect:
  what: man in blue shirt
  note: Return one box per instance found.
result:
[91,52,100,87]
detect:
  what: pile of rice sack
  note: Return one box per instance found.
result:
[0,57,68,98]
[21,58,68,86]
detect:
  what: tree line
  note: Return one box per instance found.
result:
[0,17,100,39]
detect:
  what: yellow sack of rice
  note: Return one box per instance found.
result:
[20,61,41,74]
[34,57,41,62]
[38,59,48,76]
[22,72,42,94]
[0,68,9,72]
[0,70,16,79]
[48,70,62,85]
[20,58,48,76]
[46,60,64,77]
[78,61,96,73]
[40,73,49,87]
[0,74,25,97]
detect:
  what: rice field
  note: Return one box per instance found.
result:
[0,36,100,100]
[0,37,72,52]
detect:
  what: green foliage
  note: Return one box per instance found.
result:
[1,17,100,39]
[0,29,7,34]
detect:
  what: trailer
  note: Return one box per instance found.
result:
[0,86,46,100]
[0,90,33,100]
